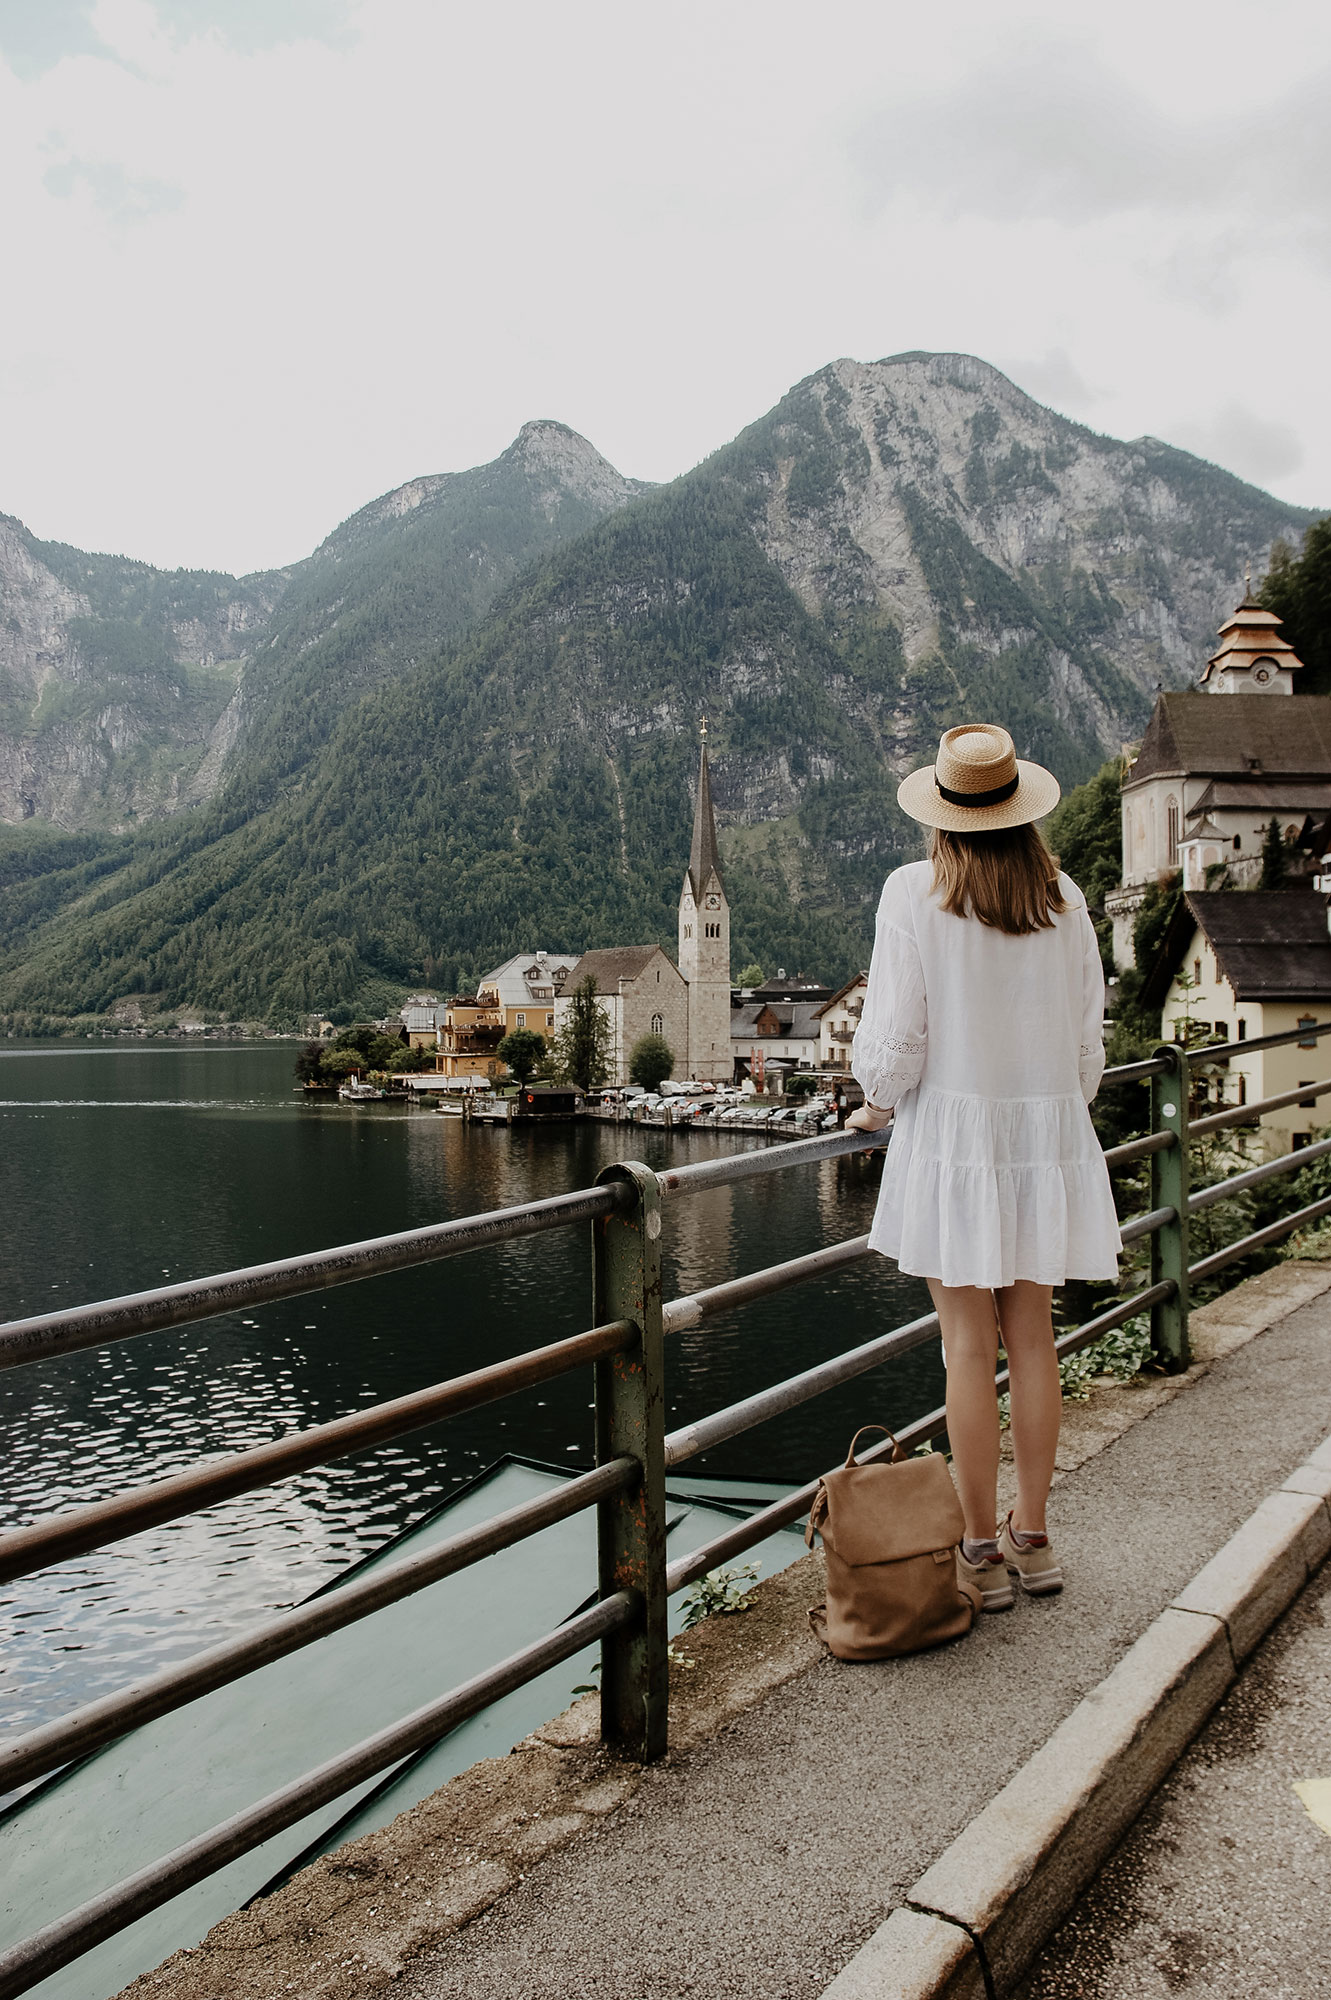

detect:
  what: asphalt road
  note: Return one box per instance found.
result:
[388,1292,1331,2000]
[1016,1556,1331,2000]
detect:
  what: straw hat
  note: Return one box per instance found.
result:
[897,723,1060,831]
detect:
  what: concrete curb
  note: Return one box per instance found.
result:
[824,1433,1331,1999]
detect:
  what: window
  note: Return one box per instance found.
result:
[546,1013,554,1028]
[1167,798,1180,866]
[1193,959,1202,985]
[656,969,661,982]
[651,1013,663,1035]
[1237,1020,1247,1041]
[1293,1132,1311,1150]
[516,1012,525,1027]
[1237,1074,1246,1106]
[1298,1015,1318,1049]
[1300,1080,1317,1109]
[683,924,692,939]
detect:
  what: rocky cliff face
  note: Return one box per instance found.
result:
[0,422,648,832]
[730,353,1316,760]
[0,517,278,828]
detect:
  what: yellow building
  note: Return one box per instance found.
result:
[437,996,506,1081]
[1145,891,1331,1155]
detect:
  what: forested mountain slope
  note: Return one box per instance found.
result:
[0,354,1319,1026]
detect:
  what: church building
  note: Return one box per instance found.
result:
[556,727,733,1084]
[1106,596,1329,968]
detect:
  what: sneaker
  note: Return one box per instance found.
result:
[957,1546,1015,1612]
[999,1514,1064,1596]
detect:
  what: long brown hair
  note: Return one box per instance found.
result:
[929,823,1067,935]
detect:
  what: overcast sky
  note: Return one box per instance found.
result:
[2,0,1328,577]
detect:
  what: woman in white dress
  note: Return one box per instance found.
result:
[847,724,1120,1610]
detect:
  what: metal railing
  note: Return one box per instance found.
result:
[2,1027,1330,1996]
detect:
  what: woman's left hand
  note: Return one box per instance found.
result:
[846,1104,892,1133]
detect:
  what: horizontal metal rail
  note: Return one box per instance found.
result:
[0,1592,635,2000]
[0,1184,630,1374]
[0,1457,637,1798]
[1188,1134,1331,1214]
[656,1125,889,1199]
[1188,1193,1331,1281]
[663,1281,1174,1594]
[1196,1016,1331,1060]
[1101,1057,1171,1084]
[663,1312,941,1469]
[1103,1129,1176,1167]
[1189,1074,1331,1137]
[1118,1205,1176,1246]
[0,1319,634,1587]
[663,1235,873,1332]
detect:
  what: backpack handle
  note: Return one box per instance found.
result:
[844,1424,903,1468]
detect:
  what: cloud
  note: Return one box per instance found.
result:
[1002,347,1103,416]
[849,40,1331,267]
[146,0,356,55]
[1,0,1328,570]
[0,0,354,78]
[0,0,112,79]
[43,156,183,221]
[1167,404,1305,489]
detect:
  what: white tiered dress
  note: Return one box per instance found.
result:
[853,861,1121,1291]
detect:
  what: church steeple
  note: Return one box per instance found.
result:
[687,721,723,899]
[678,720,731,1082]
[1200,595,1303,694]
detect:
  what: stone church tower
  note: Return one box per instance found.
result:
[678,727,732,1081]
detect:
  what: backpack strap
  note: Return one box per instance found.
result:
[844,1423,903,1467]
[804,1481,829,1548]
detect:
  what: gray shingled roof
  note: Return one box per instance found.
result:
[1143,890,1331,1006]
[1127,695,1331,788]
[568,947,664,993]
[1187,780,1331,817]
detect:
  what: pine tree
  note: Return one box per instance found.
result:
[1259,816,1287,889]
[549,976,613,1089]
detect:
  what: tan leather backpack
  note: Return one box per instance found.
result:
[806,1426,979,1660]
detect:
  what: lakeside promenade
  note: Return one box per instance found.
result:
[124,1259,1331,2000]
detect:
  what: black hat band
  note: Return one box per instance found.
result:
[935,773,1020,808]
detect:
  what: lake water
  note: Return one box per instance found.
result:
[0,1042,940,1740]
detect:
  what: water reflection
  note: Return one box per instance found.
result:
[0,1045,941,1738]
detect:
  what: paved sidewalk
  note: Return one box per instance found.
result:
[1016,1556,1331,1999]
[387,1284,1331,2000]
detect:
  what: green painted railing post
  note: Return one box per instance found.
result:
[1150,1044,1191,1369]
[592,1160,668,1761]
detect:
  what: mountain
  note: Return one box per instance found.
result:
[0,354,1320,1028]
[0,421,648,833]
[0,518,282,828]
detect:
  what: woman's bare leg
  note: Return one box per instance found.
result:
[994,1281,1060,1535]
[927,1279,1001,1543]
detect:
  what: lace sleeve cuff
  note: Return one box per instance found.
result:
[1079,1043,1106,1104]
[852,1027,927,1110]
